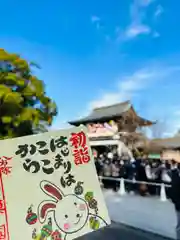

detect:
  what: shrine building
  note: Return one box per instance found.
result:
[68,101,155,157]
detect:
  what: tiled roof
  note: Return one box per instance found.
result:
[69,100,154,126]
[69,101,131,125]
[152,137,180,148]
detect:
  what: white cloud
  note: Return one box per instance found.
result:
[122,0,161,40]
[91,15,101,29]
[154,5,164,17]
[89,93,123,110]
[125,24,151,38]
[84,66,180,134]
[124,0,152,39]
[166,118,180,137]
[51,119,71,130]
[87,68,156,110]
[52,64,180,136]
[91,16,100,23]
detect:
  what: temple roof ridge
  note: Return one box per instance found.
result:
[92,100,131,112]
[68,100,154,127]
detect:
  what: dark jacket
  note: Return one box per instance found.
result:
[136,164,147,182]
[94,159,102,176]
[170,168,180,211]
[125,163,136,180]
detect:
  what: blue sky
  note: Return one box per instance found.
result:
[0,0,180,137]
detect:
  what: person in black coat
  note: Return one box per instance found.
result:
[169,160,180,240]
[94,157,102,176]
[136,160,148,196]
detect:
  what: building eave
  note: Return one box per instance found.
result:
[68,101,155,126]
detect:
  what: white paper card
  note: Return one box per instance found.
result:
[0,126,110,240]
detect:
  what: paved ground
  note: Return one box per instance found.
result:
[104,190,176,239]
[77,222,173,240]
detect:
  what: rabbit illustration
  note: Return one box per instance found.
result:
[38,180,108,239]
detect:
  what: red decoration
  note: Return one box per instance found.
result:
[70,131,87,149]
[73,147,90,165]
[70,132,90,165]
[26,212,38,225]
[0,156,12,176]
[0,200,5,214]
[0,224,6,240]
[51,230,62,240]
[0,156,11,240]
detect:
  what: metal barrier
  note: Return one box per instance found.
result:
[99,176,171,202]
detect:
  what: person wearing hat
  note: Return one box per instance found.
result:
[169,159,180,240]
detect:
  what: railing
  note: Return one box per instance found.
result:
[99,176,171,202]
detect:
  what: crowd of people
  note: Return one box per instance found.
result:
[95,151,180,239]
[94,152,173,196]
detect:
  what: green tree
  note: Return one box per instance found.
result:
[0,48,57,139]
